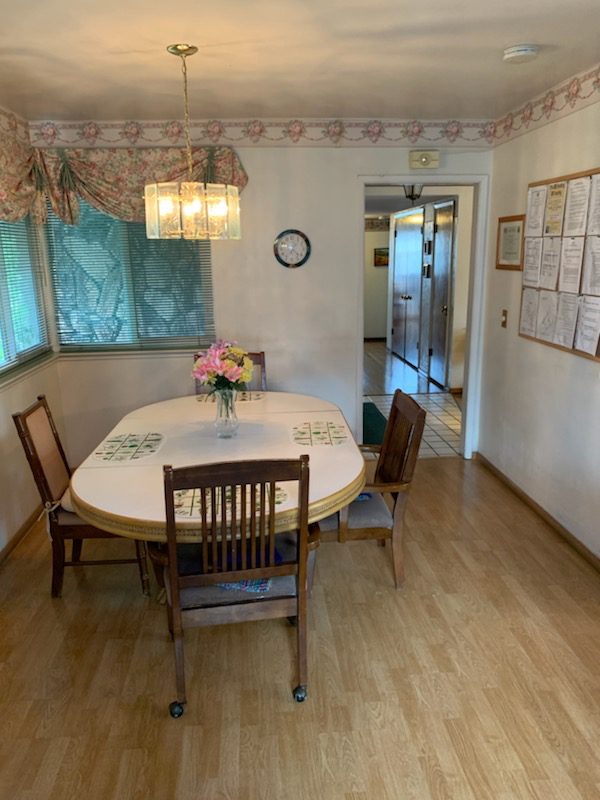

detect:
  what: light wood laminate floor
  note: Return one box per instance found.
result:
[1,458,599,799]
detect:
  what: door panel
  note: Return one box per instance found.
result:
[391,209,423,367]
[418,205,434,376]
[430,201,455,387]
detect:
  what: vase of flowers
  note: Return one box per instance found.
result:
[192,341,254,438]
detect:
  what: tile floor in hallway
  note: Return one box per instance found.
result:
[365,392,462,457]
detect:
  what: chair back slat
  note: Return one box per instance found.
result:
[163,457,309,579]
[375,390,426,486]
[12,394,71,505]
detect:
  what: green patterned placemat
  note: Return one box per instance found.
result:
[292,421,349,446]
[174,484,287,518]
[93,433,163,461]
[196,391,265,403]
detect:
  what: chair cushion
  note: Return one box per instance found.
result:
[319,492,393,531]
[176,575,297,610]
[55,509,87,526]
[162,530,301,609]
[59,486,75,512]
[51,486,84,525]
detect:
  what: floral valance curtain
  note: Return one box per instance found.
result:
[0,131,248,225]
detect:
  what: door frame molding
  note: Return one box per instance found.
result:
[356,174,491,460]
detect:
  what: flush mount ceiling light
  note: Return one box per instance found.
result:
[403,184,423,204]
[503,44,540,64]
[145,43,241,240]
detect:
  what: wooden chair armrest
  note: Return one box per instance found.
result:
[363,481,410,494]
[359,443,382,455]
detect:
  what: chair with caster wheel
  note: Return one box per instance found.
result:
[12,394,150,597]
[151,455,318,718]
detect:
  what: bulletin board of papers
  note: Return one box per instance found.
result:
[519,167,600,360]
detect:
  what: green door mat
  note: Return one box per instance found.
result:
[362,402,387,445]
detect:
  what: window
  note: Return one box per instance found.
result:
[46,201,215,350]
[0,216,49,375]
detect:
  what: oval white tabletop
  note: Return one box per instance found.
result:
[70,392,365,541]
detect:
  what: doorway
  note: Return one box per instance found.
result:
[362,184,477,458]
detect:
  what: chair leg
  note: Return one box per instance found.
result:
[168,602,187,717]
[135,540,151,596]
[293,587,308,702]
[338,506,349,543]
[390,495,408,589]
[50,534,66,598]
[72,539,83,562]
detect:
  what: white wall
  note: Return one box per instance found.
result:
[211,146,491,423]
[1,145,492,551]
[363,229,389,338]
[481,102,600,557]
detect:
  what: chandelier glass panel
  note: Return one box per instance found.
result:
[145,44,241,240]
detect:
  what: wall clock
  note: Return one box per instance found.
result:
[273,229,311,268]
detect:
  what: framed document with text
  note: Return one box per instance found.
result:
[496,215,525,270]
[520,165,600,364]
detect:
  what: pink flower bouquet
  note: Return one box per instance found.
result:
[192,340,254,392]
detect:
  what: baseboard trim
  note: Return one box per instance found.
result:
[0,505,43,565]
[473,452,600,573]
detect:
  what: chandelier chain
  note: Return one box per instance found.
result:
[180,55,193,180]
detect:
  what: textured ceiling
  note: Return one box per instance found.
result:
[0,0,599,122]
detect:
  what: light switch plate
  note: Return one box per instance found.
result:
[409,150,440,169]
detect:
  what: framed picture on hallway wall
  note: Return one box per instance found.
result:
[373,247,389,267]
[496,215,525,270]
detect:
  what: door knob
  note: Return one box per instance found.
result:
[441,305,448,315]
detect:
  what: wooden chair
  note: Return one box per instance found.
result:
[193,350,268,393]
[320,390,426,588]
[12,395,150,598]
[150,455,316,718]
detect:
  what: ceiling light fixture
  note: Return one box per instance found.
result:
[403,184,423,204]
[145,43,241,240]
[502,44,539,64]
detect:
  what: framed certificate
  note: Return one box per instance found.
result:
[496,215,525,270]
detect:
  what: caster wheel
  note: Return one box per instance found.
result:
[293,685,307,703]
[169,701,185,718]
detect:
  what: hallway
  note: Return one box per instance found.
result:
[363,341,462,457]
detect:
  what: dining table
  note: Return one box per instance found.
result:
[70,391,365,541]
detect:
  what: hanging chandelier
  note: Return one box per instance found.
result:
[145,44,241,240]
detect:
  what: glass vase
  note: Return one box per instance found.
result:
[214,388,238,438]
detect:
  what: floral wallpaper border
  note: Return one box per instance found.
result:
[12,60,600,150]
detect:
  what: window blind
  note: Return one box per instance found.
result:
[46,201,215,350]
[0,217,49,375]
